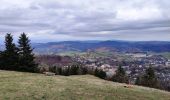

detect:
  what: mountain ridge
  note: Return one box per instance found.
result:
[1,40,170,54]
[32,40,170,54]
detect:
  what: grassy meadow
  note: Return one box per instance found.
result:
[0,70,170,100]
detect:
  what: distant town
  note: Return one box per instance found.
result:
[72,52,170,84]
[35,50,170,91]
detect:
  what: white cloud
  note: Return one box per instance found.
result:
[0,0,169,42]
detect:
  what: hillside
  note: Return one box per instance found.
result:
[0,70,170,100]
[31,41,170,54]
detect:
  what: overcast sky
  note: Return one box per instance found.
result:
[0,0,170,42]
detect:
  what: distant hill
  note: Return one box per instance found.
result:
[1,41,170,54]
[0,70,169,100]
[31,41,170,54]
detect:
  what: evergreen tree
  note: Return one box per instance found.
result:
[63,67,70,76]
[18,33,37,72]
[98,70,106,79]
[112,65,129,83]
[137,67,160,88]
[94,68,106,79]
[69,64,79,75]
[0,33,19,70]
[0,51,4,69]
[135,76,141,85]
[94,68,99,77]
[80,67,88,75]
[57,67,62,75]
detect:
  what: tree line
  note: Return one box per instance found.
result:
[50,63,88,76]
[0,33,37,72]
[112,65,161,89]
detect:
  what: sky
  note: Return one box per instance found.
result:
[0,0,170,43]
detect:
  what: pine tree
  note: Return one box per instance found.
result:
[0,51,4,69]
[0,33,19,70]
[94,68,106,79]
[135,76,141,85]
[63,67,70,76]
[116,65,126,76]
[57,67,62,75]
[18,33,37,72]
[137,67,160,88]
[98,70,106,79]
[112,65,129,83]
[80,67,88,75]
[69,64,79,75]
[94,68,99,77]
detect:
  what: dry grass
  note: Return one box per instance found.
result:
[0,70,170,100]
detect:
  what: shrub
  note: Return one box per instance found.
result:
[37,63,50,73]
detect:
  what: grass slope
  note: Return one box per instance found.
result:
[0,70,170,100]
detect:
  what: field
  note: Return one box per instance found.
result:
[58,51,115,58]
[159,52,170,59]
[0,70,170,100]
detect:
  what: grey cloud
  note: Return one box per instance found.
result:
[0,0,169,41]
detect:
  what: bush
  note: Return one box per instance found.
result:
[37,63,50,73]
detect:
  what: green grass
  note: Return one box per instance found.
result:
[0,70,170,100]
